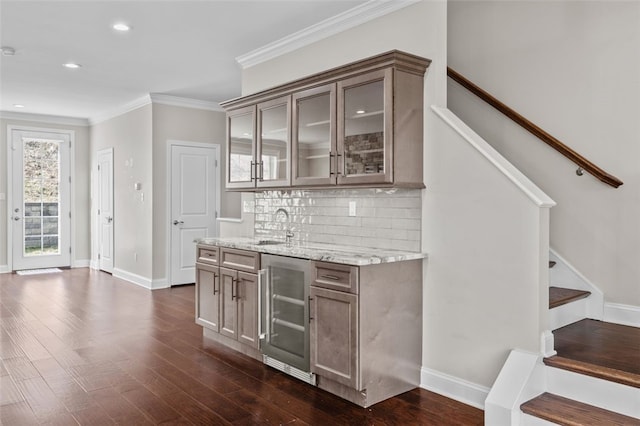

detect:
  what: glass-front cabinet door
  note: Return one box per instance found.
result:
[257,96,291,188]
[292,84,336,186]
[226,105,256,189]
[337,69,393,185]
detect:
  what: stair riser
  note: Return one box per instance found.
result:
[550,298,588,330]
[521,413,558,425]
[546,367,640,419]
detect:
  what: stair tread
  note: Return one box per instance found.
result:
[549,319,640,387]
[544,356,640,388]
[549,286,591,309]
[521,392,640,425]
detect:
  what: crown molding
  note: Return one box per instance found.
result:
[150,93,223,112]
[0,110,89,127]
[88,95,151,126]
[236,0,420,69]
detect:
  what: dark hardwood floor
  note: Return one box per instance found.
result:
[0,268,483,425]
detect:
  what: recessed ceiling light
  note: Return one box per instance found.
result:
[112,23,131,32]
[13,104,25,108]
[63,62,81,69]
[356,110,366,114]
[1,46,16,56]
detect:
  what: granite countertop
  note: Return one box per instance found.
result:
[195,237,427,266]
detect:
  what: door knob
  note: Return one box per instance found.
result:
[13,216,20,221]
[106,216,113,223]
[173,220,184,225]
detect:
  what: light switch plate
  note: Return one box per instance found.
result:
[349,201,357,216]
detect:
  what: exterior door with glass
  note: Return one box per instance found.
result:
[10,129,71,270]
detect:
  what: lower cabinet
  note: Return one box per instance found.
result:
[310,286,359,389]
[310,259,423,408]
[195,261,220,331]
[220,267,259,349]
[196,245,260,352]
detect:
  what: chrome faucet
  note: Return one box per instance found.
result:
[274,207,295,244]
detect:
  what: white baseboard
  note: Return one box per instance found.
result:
[113,268,153,290]
[604,303,640,327]
[72,259,90,268]
[420,367,489,410]
[0,265,10,274]
[151,278,170,290]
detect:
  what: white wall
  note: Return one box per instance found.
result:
[150,103,236,280]
[90,105,153,280]
[448,1,640,307]
[0,117,91,269]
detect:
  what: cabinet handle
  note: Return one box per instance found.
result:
[213,273,218,295]
[308,296,314,323]
[231,278,237,300]
[258,160,264,181]
[320,274,340,281]
[336,153,343,176]
[329,152,335,176]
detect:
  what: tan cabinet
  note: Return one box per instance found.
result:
[219,267,259,349]
[197,245,260,350]
[310,286,359,389]
[222,50,431,190]
[225,96,291,189]
[195,261,220,331]
[310,259,423,408]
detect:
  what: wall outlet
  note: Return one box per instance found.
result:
[349,201,357,217]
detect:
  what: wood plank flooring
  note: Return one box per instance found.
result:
[0,268,484,425]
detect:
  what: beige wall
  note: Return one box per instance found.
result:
[90,105,153,279]
[448,1,640,307]
[150,103,237,280]
[0,118,91,269]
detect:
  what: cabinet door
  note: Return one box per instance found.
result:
[195,263,220,331]
[337,69,393,185]
[310,286,359,389]
[226,105,257,189]
[257,96,291,188]
[236,271,259,349]
[292,84,337,186]
[219,267,238,339]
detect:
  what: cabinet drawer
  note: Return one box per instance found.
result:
[312,261,359,294]
[220,248,260,273]
[197,245,219,265]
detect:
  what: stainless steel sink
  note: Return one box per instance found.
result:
[255,240,284,246]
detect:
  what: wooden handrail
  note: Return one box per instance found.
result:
[447,67,623,188]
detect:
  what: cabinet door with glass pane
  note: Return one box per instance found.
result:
[256,96,291,188]
[226,105,257,189]
[337,69,393,185]
[292,84,336,186]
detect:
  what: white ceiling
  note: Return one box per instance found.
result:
[0,0,368,121]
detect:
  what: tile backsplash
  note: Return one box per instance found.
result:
[253,188,422,252]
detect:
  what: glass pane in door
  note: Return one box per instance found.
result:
[260,104,288,182]
[343,80,385,176]
[229,111,254,183]
[22,138,61,256]
[296,93,331,179]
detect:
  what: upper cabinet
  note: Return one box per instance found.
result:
[221,50,431,191]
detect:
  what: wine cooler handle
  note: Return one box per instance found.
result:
[258,269,267,340]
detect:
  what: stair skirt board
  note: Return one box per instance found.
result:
[521,413,559,425]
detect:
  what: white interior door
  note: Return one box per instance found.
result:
[10,129,71,270]
[97,148,114,273]
[170,143,218,285]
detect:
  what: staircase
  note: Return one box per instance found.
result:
[518,261,640,425]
